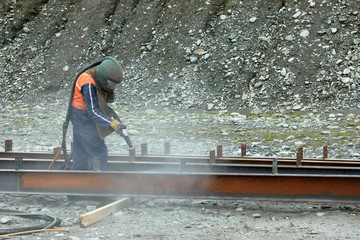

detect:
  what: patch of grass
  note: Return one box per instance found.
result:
[291,111,306,118]
[334,130,355,138]
[292,128,322,140]
[344,119,360,127]
[259,130,290,143]
[195,112,208,118]
[12,120,26,126]
[306,139,327,147]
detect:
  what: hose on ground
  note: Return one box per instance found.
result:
[0,228,70,237]
[0,209,62,235]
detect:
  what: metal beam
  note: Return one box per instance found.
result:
[1,151,360,166]
[1,146,360,203]
[1,170,360,202]
[2,156,360,175]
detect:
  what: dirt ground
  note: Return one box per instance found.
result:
[1,194,360,240]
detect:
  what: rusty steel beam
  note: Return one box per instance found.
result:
[1,170,360,202]
[2,139,360,203]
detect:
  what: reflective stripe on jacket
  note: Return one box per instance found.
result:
[71,72,113,130]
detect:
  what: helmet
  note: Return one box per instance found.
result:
[95,57,123,92]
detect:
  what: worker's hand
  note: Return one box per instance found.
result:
[110,119,126,136]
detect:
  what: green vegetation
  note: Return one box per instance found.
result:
[89,109,359,153]
[344,119,360,127]
[264,130,292,141]
[334,130,355,138]
[12,120,26,126]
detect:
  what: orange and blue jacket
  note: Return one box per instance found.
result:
[71,72,113,129]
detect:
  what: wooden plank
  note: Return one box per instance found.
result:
[79,198,132,228]
[79,197,149,228]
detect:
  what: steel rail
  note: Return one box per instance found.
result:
[1,151,360,168]
[2,140,360,202]
[1,158,360,176]
[2,150,360,161]
[1,169,360,202]
[2,140,358,164]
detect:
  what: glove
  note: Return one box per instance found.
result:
[110,119,126,136]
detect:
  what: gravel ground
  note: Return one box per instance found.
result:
[1,101,360,239]
[1,194,360,240]
[1,101,359,158]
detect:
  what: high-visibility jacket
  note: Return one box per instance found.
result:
[71,72,113,130]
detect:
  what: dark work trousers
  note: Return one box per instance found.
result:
[70,107,108,170]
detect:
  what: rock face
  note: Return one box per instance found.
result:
[0,0,359,112]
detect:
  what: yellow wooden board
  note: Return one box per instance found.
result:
[79,197,149,228]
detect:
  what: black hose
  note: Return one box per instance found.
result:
[62,60,103,169]
[0,209,61,234]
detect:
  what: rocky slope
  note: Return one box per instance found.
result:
[0,0,359,112]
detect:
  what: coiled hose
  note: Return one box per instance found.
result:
[0,209,62,235]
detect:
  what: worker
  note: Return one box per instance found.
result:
[70,57,125,171]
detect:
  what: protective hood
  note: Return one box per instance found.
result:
[94,57,123,93]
